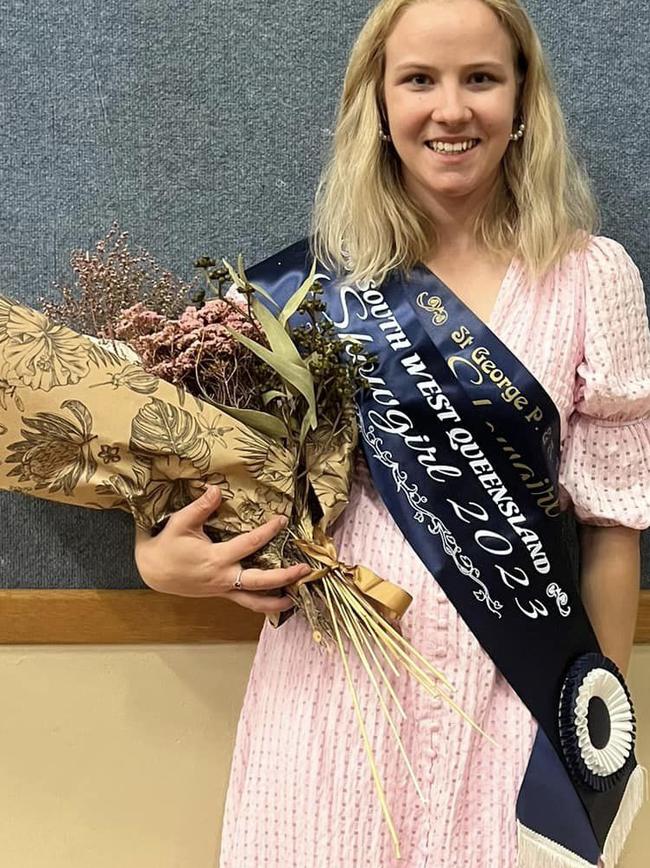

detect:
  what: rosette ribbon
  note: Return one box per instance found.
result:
[558,652,637,793]
[291,526,413,621]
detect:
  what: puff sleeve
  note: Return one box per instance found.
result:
[558,237,650,529]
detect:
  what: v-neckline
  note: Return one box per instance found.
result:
[416,256,517,331]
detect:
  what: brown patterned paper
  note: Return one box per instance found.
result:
[0,291,427,856]
[0,293,413,621]
[0,292,303,546]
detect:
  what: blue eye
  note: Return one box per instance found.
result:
[408,74,431,86]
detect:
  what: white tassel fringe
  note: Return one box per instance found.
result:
[517,823,597,867]
[517,765,647,868]
[601,765,647,867]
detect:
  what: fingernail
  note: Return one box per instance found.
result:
[278,516,289,528]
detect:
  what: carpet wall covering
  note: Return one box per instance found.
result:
[0,0,647,586]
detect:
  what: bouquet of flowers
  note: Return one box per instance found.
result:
[0,225,487,856]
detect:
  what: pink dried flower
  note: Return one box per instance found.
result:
[113,297,272,410]
[40,222,197,337]
[38,223,281,410]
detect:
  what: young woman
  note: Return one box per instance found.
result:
[136,0,650,868]
[97,0,650,864]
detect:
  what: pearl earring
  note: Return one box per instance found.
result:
[378,125,391,142]
[509,121,526,142]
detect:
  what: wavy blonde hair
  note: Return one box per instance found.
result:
[310,0,599,284]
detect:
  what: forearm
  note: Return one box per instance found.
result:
[578,524,641,676]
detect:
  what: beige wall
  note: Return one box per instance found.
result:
[1,643,648,867]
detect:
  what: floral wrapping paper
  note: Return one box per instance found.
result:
[0,293,358,551]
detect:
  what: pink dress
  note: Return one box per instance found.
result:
[219,237,650,867]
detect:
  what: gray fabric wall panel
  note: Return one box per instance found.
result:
[0,0,647,586]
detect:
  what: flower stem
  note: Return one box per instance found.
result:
[327,577,426,804]
[322,579,401,859]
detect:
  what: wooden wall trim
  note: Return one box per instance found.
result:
[0,590,264,644]
[1,588,649,645]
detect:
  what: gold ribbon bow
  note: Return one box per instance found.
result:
[292,526,412,621]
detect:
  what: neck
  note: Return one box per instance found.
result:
[408,173,502,257]
[427,201,481,255]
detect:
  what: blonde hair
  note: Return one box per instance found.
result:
[310,0,599,284]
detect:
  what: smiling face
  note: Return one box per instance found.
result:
[382,0,520,214]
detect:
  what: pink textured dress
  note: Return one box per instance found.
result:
[219,237,650,867]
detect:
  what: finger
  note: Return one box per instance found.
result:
[223,515,289,561]
[236,563,312,592]
[227,589,296,615]
[170,485,222,532]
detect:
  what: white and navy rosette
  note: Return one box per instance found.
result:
[559,652,636,792]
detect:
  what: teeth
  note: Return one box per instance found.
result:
[426,139,478,153]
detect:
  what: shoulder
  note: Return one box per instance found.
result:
[571,236,650,412]
[552,234,641,279]
[580,237,646,335]
[580,235,643,294]
[548,235,645,318]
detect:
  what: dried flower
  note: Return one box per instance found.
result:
[11,236,478,857]
[112,298,276,410]
[41,221,198,339]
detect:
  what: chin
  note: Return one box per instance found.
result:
[424,164,501,198]
[404,165,492,205]
[426,180,479,199]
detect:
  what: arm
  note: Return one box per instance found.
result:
[133,484,310,609]
[577,523,641,676]
[0,294,309,612]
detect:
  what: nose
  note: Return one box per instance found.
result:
[430,82,472,126]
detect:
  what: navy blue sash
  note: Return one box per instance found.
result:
[247,238,639,865]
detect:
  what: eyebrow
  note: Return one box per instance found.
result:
[393,60,507,72]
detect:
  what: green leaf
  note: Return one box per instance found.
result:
[215,404,289,440]
[223,324,318,432]
[221,259,244,289]
[278,258,318,327]
[221,259,243,290]
[247,279,278,306]
[252,298,318,432]
[237,252,246,281]
[251,295,305,367]
[298,408,313,450]
[221,258,279,308]
[262,389,287,405]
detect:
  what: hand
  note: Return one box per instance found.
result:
[134,485,311,614]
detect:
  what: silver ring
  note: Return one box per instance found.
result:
[233,567,244,591]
